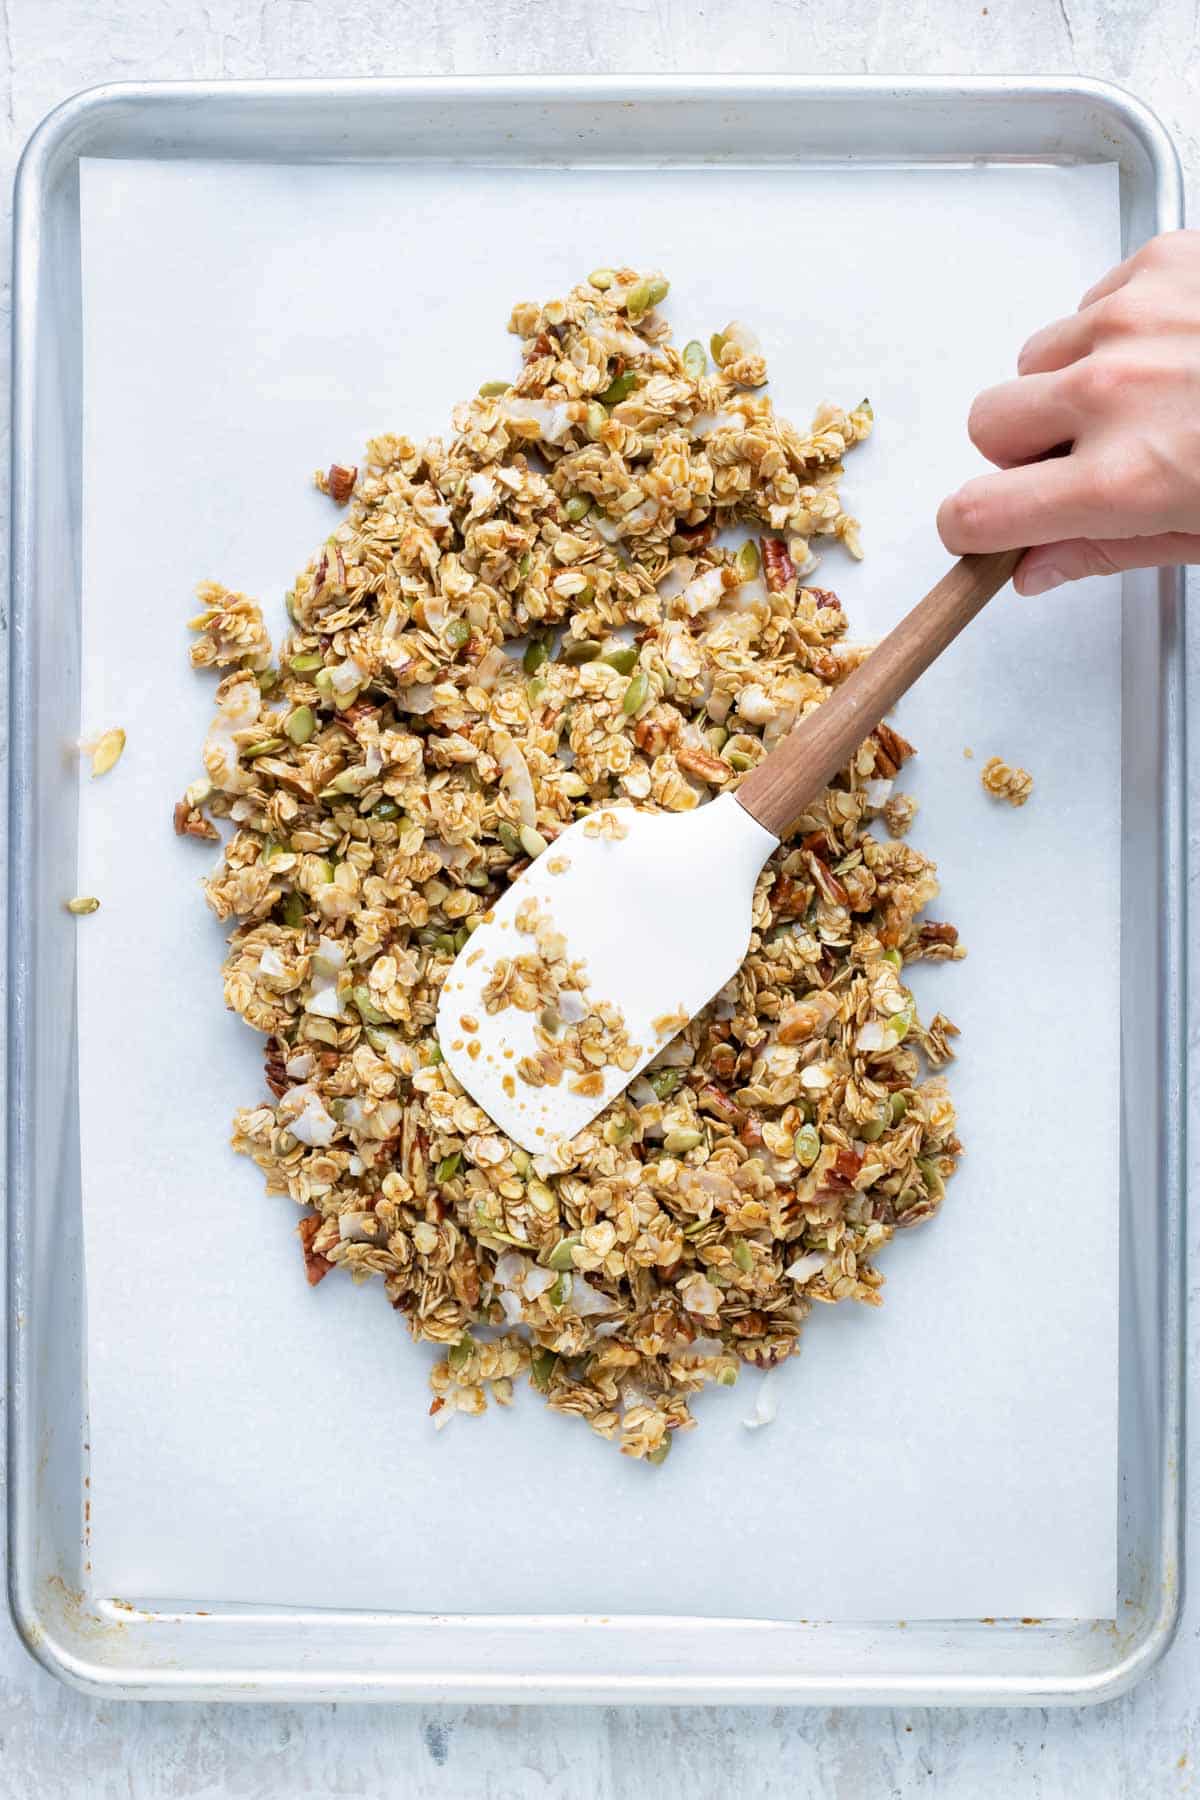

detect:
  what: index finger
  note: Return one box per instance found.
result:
[937,455,1121,555]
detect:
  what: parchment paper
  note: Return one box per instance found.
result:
[79,156,1121,1619]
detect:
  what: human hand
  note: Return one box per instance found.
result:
[937,228,1200,594]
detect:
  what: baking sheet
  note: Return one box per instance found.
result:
[78,155,1121,1621]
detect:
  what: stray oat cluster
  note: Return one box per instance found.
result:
[183,269,962,1462]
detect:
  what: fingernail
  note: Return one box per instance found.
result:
[1018,563,1067,597]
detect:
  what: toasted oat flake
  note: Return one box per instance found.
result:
[883,792,919,838]
[651,1008,690,1037]
[981,755,1033,808]
[65,895,100,915]
[187,267,959,1461]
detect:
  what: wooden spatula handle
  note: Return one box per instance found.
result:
[735,548,1022,840]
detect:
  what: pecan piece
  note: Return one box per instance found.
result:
[173,799,220,841]
[833,1146,864,1182]
[675,744,730,786]
[697,1083,745,1127]
[806,851,849,908]
[871,722,917,778]
[264,1055,288,1099]
[673,517,717,551]
[326,463,357,506]
[739,1116,765,1150]
[918,921,958,948]
[771,873,811,920]
[633,713,675,757]
[298,1214,333,1286]
[337,699,380,730]
[760,536,796,594]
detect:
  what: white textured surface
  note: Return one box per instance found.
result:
[1,5,1198,1797]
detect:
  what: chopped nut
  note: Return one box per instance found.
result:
[325,463,357,505]
[760,536,796,594]
[188,267,956,1465]
[297,1214,332,1286]
[675,744,731,786]
[173,798,220,841]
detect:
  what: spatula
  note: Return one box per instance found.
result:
[436,547,1021,1152]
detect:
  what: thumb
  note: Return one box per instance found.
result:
[1015,533,1200,596]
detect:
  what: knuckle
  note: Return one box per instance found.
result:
[1096,289,1151,338]
[1132,441,1181,525]
[1089,451,1144,518]
[1069,355,1132,408]
[1137,231,1184,272]
[1082,541,1124,578]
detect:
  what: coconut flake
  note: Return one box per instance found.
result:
[661,622,702,680]
[306,980,345,1020]
[589,511,624,544]
[203,676,261,791]
[284,1051,314,1080]
[570,1278,620,1317]
[864,778,894,808]
[784,1251,825,1285]
[622,497,658,531]
[312,936,347,976]
[854,1021,887,1053]
[722,575,769,614]
[466,471,496,516]
[722,319,762,358]
[655,557,697,602]
[342,1096,402,1140]
[338,1211,376,1243]
[679,567,728,617]
[736,683,777,725]
[678,1272,722,1318]
[688,409,744,439]
[258,946,287,979]
[473,647,508,691]
[583,319,647,359]
[742,1372,778,1431]
[495,731,538,828]
[522,1265,558,1300]
[279,1085,337,1148]
[501,396,574,444]
[330,656,368,696]
[497,1288,524,1326]
[400,682,436,715]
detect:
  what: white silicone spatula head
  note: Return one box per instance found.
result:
[435,795,777,1152]
[438,549,1020,1152]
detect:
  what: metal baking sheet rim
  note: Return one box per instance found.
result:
[6,75,1186,1706]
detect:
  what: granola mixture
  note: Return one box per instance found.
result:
[980,754,1034,808]
[474,894,641,1098]
[184,268,963,1462]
